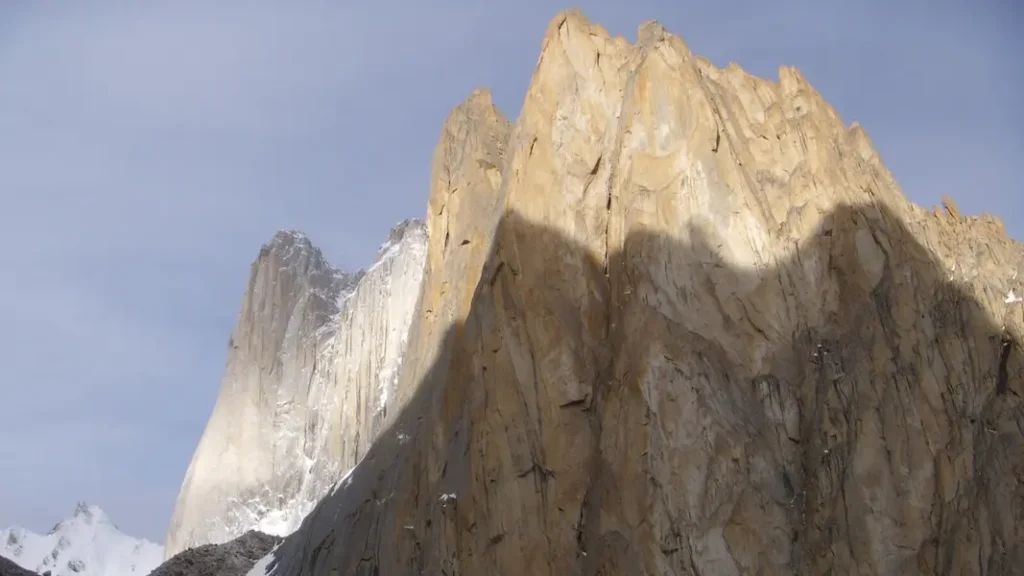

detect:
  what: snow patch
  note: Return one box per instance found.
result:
[254,510,298,539]
[1006,289,1021,304]
[245,543,281,576]
[329,463,358,497]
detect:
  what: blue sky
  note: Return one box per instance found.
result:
[0,0,1020,543]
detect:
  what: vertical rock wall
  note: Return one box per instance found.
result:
[164,223,428,559]
[263,10,1023,576]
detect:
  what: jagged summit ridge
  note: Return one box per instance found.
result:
[52,503,112,531]
[257,229,322,267]
[264,228,310,247]
[381,218,425,251]
[254,9,1022,576]
[263,219,427,273]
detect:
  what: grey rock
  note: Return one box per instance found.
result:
[0,556,40,576]
[146,532,280,576]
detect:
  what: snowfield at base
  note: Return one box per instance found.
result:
[0,503,163,576]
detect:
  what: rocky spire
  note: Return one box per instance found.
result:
[164,221,429,558]
[260,9,1023,576]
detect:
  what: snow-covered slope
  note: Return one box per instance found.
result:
[0,503,163,576]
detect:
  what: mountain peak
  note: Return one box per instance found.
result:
[2,506,162,576]
[269,228,309,246]
[67,503,109,526]
[258,229,318,261]
[43,503,112,536]
[377,219,426,258]
[250,228,342,294]
[463,87,493,107]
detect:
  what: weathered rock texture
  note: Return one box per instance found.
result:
[165,222,428,558]
[148,531,281,576]
[260,10,1023,576]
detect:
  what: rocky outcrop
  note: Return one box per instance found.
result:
[164,222,428,558]
[0,556,40,576]
[259,10,1023,576]
[148,531,281,576]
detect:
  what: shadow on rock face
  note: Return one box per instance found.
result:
[258,203,1021,576]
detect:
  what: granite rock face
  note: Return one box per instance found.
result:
[164,222,428,558]
[260,10,1023,576]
